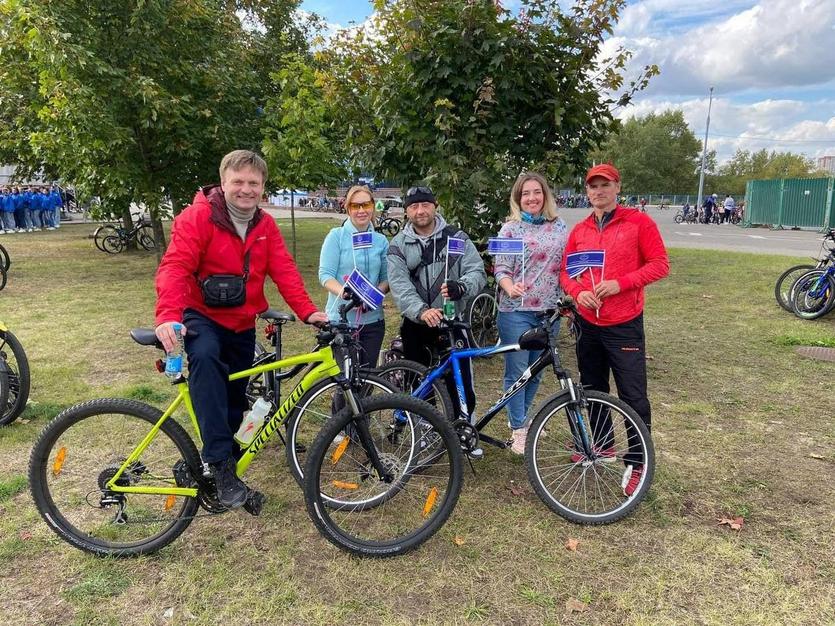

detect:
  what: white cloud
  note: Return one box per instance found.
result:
[619,96,835,163]
[611,0,835,95]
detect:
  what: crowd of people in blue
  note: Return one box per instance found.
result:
[0,185,64,233]
[151,150,669,510]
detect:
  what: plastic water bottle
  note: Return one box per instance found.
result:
[164,323,185,378]
[443,299,455,320]
[235,398,272,445]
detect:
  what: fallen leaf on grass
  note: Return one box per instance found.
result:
[565,598,588,613]
[17,419,30,424]
[453,535,466,546]
[701,294,714,299]
[506,482,524,496]
[163,608,174,619]
[809,453,826,460]
[19,530,32,541]
[564,538,579,551]
[717,516,744,531]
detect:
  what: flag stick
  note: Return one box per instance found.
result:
[589,269,600,319]
[520,246,526,307]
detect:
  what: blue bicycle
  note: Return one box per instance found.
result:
[377,298,655,525]
[791,263,835,319]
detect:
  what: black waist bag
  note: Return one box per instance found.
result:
[199,252,249,308]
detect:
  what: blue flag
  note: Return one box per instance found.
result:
[447,237,466,255]
[565,250,605,279]
[487,237,525,255]
[352,231,373,250]
[345,269,385,311]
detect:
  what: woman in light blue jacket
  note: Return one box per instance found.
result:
[318,185,389,368]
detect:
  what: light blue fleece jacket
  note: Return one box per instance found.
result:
[318,220,389,323]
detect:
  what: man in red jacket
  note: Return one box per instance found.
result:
[155,150,327,509]
[560,163,669,497]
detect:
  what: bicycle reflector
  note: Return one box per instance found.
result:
[52,447,67,477]
[422,487,438,518]
[155,359,165,373]
[264,323,276,339]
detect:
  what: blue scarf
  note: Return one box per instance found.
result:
[521,211,546,225]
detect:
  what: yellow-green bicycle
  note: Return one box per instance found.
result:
[28,300,463,558]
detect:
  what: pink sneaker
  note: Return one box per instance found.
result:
[510,427,528,455]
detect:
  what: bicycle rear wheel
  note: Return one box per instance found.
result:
[0,329,31,425]
[101,234,125,254]
[28,398,201,556]
[774,264,815,311]
[468,289,499,348]
[383,218,401,237]
[374,359,455,422]
[304,394,463,557]
[0,243,9,272]
[0,265,6,291]
[791,271,835,319]
[93,225,119,252]
[284,374,396,487]
[526,390,654,524]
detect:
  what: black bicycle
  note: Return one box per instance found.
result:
[0,324,31,426]
[94,214,156,253]
[0,243,9,291]
[374,210,402,237]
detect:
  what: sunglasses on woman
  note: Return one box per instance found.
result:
[347,200,374,211]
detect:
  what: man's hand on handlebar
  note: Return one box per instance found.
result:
[306,311,329,327]
[420,308,444,328]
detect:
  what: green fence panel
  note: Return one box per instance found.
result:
[744,177,834,230]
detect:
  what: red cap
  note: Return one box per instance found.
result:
[585,163,620,183]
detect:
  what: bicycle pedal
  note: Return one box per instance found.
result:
[243,489,266,516]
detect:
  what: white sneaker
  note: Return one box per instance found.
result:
[47,227,56,230]
[510,426,528,455]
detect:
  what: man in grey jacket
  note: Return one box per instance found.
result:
[387,186,487,419]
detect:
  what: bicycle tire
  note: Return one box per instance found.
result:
[791,271,835,320]
[0,265,6,292]
[383,218,401,237]
[93,225,119,252]
[0,243,9,272]
[674,214,684,224]
[136,225,156,251]
[774,264,815,311]
[101,234,125,254]
[526,389,655,525]
[284,374,397,488]
[29,398,201,556]
[468,289,499,348]
[304,393,463,557]
[374,359,455,422]
[0,330,31,425]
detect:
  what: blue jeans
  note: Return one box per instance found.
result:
[1,212,15,231]
[28,208,41,229]
[496,310,558,429]
[40,209,53,228]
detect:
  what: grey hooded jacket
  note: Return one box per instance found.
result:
[387,215,486,323]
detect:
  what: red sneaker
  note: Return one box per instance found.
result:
[622,465,644,497]
[569,445,616,463]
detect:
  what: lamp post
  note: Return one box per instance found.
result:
[696,86,714,212]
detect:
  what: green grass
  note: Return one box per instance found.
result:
[1,221,834,625]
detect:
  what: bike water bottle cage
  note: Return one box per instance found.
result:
[198,251,250,308]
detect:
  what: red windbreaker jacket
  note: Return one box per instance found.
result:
[155,186,318,332]
[560,207,669,326]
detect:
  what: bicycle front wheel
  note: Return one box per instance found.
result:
[304,393,463,557]
[0,329,31,425]
[29,398,201,556]
[136,225,156,251]
[468,289,499,348]
[0,243,9,272]
[383,218,401,237]
[526,390,654,524]
[93,225,119,252]
[791,271,835,319]
[774,264,815,311]
[285,374,397,487]
[101,234,125,254]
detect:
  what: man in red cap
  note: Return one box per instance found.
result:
[560,163,669,497]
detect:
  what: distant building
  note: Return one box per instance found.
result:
[817,156,835,174]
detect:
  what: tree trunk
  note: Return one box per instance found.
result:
[151,209,167,264]
[121,206,138,251]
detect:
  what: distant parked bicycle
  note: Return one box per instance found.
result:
[0,243,9,291]
[374,209,401,237]
[791,264,835,320]
[93,213,155,253]
[0,322,31,426]
[774,229,835,311]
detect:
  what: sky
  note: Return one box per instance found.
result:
[300,0,835,166]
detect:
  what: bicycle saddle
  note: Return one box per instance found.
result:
[130,328,163,349]
[258,309,295,324]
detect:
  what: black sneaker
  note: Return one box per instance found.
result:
[210,458,248,509]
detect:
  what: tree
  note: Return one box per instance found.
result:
[0,0,308,257]
[312,0,656,241]
[593,110,702,193]
[709,149,818,196]
[261,54,348,257]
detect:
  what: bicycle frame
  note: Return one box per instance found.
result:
[105,344,342,498]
